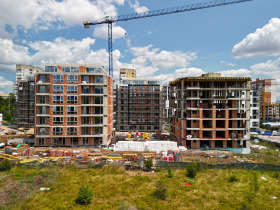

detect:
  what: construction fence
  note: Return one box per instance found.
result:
[157,161,280,171]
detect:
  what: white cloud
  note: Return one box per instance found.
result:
[152,67,206,85]
[233,18,280,58]
[93,24,127,39]
[0,38,31,74]
[220,60,235,67]
[129,45,197,71]
[0,0,124,38]
[128,0,149,13]
[218,69,251,77]
[0,76,14,94]
[251,57,280,78]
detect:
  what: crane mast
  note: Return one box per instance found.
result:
[83,0,254,77]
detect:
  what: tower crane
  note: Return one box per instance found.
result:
[83,0,253,77]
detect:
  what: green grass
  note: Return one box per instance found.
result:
[10,165,280,210]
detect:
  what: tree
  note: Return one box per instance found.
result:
[145,158,153,169]
[75,185,93,205]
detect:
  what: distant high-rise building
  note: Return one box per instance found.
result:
[169,73,251,152]
[16,64,44,129]
[119,68,136,82]
[34,64,114,146]
[251,79,279,121]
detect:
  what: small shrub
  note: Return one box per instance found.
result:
[272,172,279,179]
[167,168,173,178]
[0,160,12,172]
[145,159,153,169]
[186,163,198,178]
[153,181,167,200]
[228,175,238,183]
[75,185,93,205]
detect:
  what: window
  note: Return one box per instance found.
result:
[39,75,46,82]
[39,117,46,125]
[53,106,63,114]
[67,127,77,135]
[83,117,90,124]
[45,66,57,72]
[38,138,45,146]
[148,81,159,85]
[67,75,78,83]
[53,85,64,93]
[67,85,77,93]
[83,107,89,114]
[40,128,46,135]
[62,66,79,73]
[53,74,63,83]
[82,127,90,135]
[83,138,88,145]
[67,117,77,125]
[40,86,46,93]
[40,96,46,104]
[95,76,103,84]
[95,107,103,114]
[83,86,89,93]
[53,127,63,135]
[94,127,103,134]
[67,106,77,114]
[53,96,63,104]
[53,116,63,125]
[82,96,89,104]
[95,97,103,104]
[82,76,89,83]
[40,107,46,114]
[95,117,103,124]
[67,96,78,104]
[95,87,103,94]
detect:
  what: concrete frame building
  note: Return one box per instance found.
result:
[252,79,279,121]
[119,68,136,82]
[169,73,251,152]
[116,78,164,132]
[34,64,113,146]
[250,87,260,130]
[16,64,44,129]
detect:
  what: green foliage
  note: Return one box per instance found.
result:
[228,175,238,183]
[145,158,153,169]
[260,121,265,129]
[271,126,280,131]
[75,185,93,205]
[153,181,167,200]
[272,172,279,179]
[186,163,198,178]
[167,168,174,178]
[0,160,12,172]
[0,94,17,123]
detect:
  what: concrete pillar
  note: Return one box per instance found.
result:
[223,140,227,148]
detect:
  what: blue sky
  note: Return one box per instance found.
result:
[0,0,280,97]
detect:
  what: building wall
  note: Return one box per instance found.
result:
[34,64,113,146]
[169,74,251,149]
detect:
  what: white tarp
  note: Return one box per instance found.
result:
[113,141,178,152]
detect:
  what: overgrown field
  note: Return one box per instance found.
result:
[0,165,279,209]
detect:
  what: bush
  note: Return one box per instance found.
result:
[228,175,238,183]
[153,181,167,200]
[167,168,173,178]
[0,160,12,172]
[186,163,198,178]
[75,185,93,205]
[145,158,153,169]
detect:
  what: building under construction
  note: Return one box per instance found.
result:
[16,64,44,129]
[116,78,164,132]
[169,73,251,152]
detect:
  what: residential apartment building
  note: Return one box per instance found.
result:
[16,64,44,129]
[169,73,251,152]
[250,87,260,130]
[34,64,113,146]
[251,79,279,121]
[116,78,164,132]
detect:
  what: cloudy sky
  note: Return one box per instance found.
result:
[0,0,280,97]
